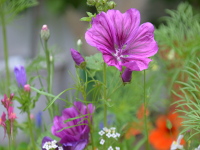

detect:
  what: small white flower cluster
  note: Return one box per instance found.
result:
[98,127,121,150]
[99,127,120,139]
[107,146,120,150]
[42,140,58,150]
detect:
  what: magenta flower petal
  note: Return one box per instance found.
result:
[51,101,95,150]
[85,8,158,71]
[70,48,85,66]
[121,68,133,83]
[123,57,152,71]
[124,22,158,58]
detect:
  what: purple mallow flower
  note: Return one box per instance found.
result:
[42,136,59,150]
[121,68,133,83]
[14,66,27,88]
[85,8,158,71]
[70,48,85,66]
[51,101,95,150]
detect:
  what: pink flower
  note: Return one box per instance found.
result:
[8,107,17,121]
[1,94,14,109]
[85,8,158,71]
[0,112,7,138]
[24,84,31,92]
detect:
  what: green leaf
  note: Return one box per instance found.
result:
[64,114,91,123]
[85,53,104,76]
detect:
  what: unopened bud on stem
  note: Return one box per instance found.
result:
[41,24,50,41]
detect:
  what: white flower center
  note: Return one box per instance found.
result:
[43,140,58,150]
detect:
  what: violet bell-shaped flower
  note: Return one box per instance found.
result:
[51,101,95,150]
[70,48,86,68]
[85,8,158,71]
[14,66,27,88]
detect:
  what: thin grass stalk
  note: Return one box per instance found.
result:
[0,8,10,94]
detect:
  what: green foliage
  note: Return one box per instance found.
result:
[86,0,116,13]
[155,2,200,97]
[174,59,200,143]
[0,0,38,24]
[156,2,200,58]
[85,53,104,77]
[80,12,96,22]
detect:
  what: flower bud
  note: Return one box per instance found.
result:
[14,66,27,88]
[77,39,82,47]
[40,24,50,41]
[24,84,31,92]
[70,48,86,68]
[87,0,96,6]
[121,68,132,83]
[107,1,116,9]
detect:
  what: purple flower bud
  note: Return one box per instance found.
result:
[70,48,85,67]
[14,66,27,88]
[121,68,132,83]
[24,84,31,92]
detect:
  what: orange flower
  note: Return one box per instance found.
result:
[149,113,184,150]
[125,105,149,139]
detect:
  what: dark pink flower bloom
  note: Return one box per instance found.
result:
[51,101,95,150]
[121,68,132,83]
[70,48,85,66]
[1,94,13,109]
[8,106,17,121]
[0,112,7,138]
[85,8,158,71]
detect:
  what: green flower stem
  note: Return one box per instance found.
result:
[0,9,10,94]
[8,134,11,150]
[27,110,36,150]
[143,70,150,150]
[44,40,55,120]
[103,62,107,127]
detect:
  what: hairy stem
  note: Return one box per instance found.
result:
[44,40,55,120]
[103,63,107,127]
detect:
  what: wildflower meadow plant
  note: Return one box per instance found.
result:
[0,0,200,150]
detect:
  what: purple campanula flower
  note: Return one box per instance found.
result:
[85,8,158,71]
[121,68,133,83]
[70,48,85,67]
[36,111,42,128]
[51,101,95,150]
[14,66,27,88]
